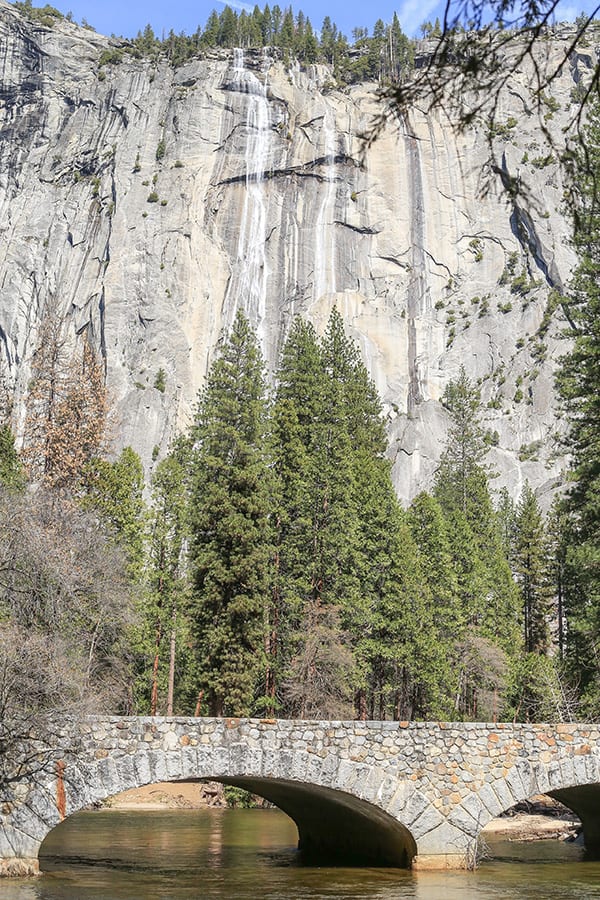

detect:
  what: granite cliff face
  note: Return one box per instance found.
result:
[0,2,591,502]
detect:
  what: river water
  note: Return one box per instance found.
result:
[4,807,600,900]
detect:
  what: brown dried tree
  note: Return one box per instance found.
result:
[22,307,109,492]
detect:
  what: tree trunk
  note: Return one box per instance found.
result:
[150,619,162,717]
[355,688,367,720]
[166,605,176,716]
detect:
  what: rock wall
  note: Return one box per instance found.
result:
[0,2,591,502]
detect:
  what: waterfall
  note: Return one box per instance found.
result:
[225,49,271,346]
[313,108,338,302]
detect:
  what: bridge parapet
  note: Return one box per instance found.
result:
[1,718,599,875]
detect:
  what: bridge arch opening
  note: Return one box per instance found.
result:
[548,784,600,854]
[38,777,416,871]
[217,776,417,867]
[481,792,586,855]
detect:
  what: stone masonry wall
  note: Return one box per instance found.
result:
[1,718,600,874]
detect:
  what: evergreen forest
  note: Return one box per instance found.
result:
[13,0,417,84]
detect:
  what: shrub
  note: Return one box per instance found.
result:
[98,48,123,67]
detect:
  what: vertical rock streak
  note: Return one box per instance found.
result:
[404,118,429,414]
[225,48,271,347]
[313,109,338,302]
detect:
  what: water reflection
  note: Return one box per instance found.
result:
[2,808,600,900]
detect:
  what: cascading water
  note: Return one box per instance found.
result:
[313,108,338,302]
[225,49,271,345]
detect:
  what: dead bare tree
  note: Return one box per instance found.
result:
[0,488,137,802]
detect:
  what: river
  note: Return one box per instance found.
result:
[3,808,600,899]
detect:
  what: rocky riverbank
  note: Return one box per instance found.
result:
[104,781,227,809]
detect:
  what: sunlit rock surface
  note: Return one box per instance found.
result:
[0,1,588,502]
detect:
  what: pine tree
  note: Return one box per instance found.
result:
[514,482,551,654]
[434,367,520,651]
[557,99,600,715]
[188,311,272,717]
[202,10,220,47]
[546,496,568,659]
[82,446,146,579]
[433,368,520,717]
[271,318,328,713]
[363,496,431,720]
[273,315,357,718]
[273,310,424,720]
[146,443,191,716]
[407,492,462,717]
[22,313,108,493]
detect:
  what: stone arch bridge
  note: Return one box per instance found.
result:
[2,717,600,876]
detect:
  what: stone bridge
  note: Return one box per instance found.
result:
[2,717,600,876]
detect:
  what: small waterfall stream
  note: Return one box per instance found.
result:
[313,109,338,302]
[225,49,271,345]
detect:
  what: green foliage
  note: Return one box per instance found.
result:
[0,425,25,491]
[82,447,147,580]
[488,117,518,140]
[147,192,159,203]
[140,445,193,715]
[469,238,484,262]
[514,483,551,655]
[98,48,124,67]
[269,311,435,720]
[504,654,570,722]
[13,2,63,26]
[223,786,261,807]
[154,368,166,392]
[188,311,272,717]
[155,140,166,161]
[80,4,416,81]
[510,269,538,295]
[530,154,555,169]
[556,99,600,715]
[518,440,542,461]
[406,493,462,717]
[433,368,521,711]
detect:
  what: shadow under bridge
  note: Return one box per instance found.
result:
[218,776,416,867]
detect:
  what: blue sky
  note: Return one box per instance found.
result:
[45,0,598,41]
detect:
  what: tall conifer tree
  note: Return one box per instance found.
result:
[188,311,272,717]
[556,100,600,714]
[273,315,357,717]
[433,368,520,716]
[514,482,551,654]
[147,444,190,716]
[407,492,462,717]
